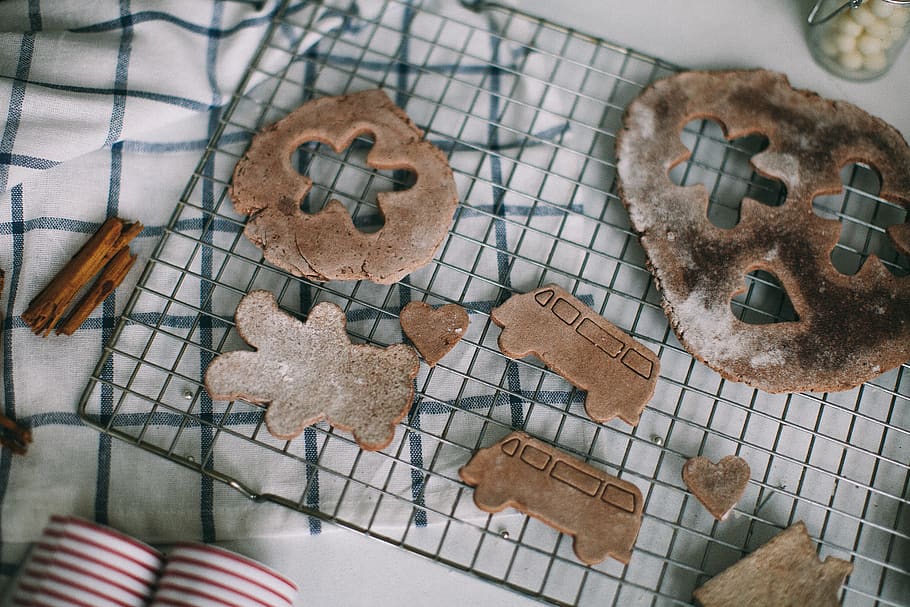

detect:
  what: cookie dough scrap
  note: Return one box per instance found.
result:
[491,285,660,426]
[693,521,853,607]
[460,431,643,565]
[682,455,750,520]
[399,301,469,366]
[230,89,459,285]
[616,69,910,393]
[204,290,419,451]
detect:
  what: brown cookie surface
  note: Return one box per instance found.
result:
[682,455,750,520]
[491,285,659,426]
[616,69,910,393]
[399,301,469,367]
[204,290,419,451]
[693,521,853,607]
[230,89,458,284]
[459,431,643,565]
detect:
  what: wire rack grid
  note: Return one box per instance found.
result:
[78,1,909,605]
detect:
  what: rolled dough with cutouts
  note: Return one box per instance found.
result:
[616,69,910,393]
[230,89,458,284]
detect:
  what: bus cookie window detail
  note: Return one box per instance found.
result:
[459,431,644,565]
[491,285,660,426]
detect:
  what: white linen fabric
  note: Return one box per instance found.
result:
[0,0,581,570]
[0,1,332,554]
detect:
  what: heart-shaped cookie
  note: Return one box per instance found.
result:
[682,455,750,520]
[400,302,469,367]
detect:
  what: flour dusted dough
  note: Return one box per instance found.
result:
[204,290,419,450]
[616,69,910,393]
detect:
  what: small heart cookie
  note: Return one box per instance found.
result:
[400,302,469,367]
[682,455,750,520]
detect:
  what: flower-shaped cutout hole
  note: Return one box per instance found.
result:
[291,135,417,234]
[730,269,799,325]
[669,119,787,229]
[811,162,909,277]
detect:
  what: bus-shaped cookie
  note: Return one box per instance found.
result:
[459,431,642,565]
[491,284,659,426]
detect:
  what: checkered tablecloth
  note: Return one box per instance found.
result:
[5,2,910,606]
[0,0,579,574]
[0,1,313,556]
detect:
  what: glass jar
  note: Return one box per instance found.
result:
[807,0,910,80]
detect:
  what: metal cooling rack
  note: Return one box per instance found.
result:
[78,1,910,605]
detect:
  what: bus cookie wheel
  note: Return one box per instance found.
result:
[572,535,622,567]
[468,478,512,512]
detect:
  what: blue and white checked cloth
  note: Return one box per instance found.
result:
[0,1,317,553]
[0,0,581,571]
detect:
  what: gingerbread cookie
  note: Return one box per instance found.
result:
[230,89,458,285]
[460,431,643,565]
[491,285,659,426]
[616,69,910,393]
[693,521,853,607]
[682,455,750,520]
[399,301,469,366]
[204,290,419,450]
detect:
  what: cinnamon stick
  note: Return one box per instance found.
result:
[0,413,31,455]
[22,217,142,336]
[57,245,137,336]
[111,220,143,253]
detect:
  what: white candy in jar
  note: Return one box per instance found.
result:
[838,15,865,36]
[864,50,889,70]
[836,32,859,51]
[865,18,891,38]
[839,49,865,70]
[857,32,885,53]
[827,0,909,73]
[852,4,878,26]
[869,0,895,18]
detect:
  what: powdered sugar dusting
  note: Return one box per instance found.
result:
[617,69,910,391]
[672,291,739,365]
[672,290,787,371]
[753,151,801,190]
[751,349,785,368]
[633,106,656,140]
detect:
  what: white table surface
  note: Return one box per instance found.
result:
[220,2,909,606]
